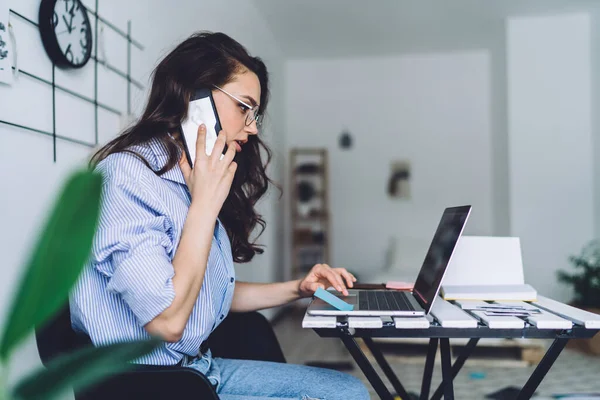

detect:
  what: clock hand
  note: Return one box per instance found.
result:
[62,15,72,34]
[69,13,75,33]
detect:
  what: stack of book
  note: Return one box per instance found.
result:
[440,284,537,302]
[453,300,540,317]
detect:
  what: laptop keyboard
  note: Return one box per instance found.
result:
[358,291,416,311]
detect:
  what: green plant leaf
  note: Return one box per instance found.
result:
[11,338,162,400]
[0,169,102,362]
[0,366,8,400]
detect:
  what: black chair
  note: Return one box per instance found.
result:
[35,305,287,400]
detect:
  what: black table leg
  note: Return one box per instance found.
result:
[363,337,412,400]
[339,334,395,400]
[431,338,479,400]
[420,338,438,400]
[516,338,569,400]
[439,338,454,400]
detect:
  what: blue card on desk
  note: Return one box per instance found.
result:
[314,288,354,311]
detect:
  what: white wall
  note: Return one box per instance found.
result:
[0,0,285,391]
[283,10,600,304]
[285,52,494,281]
[488,24,511,237]
[593,10,600,246]
[507,13,594,301]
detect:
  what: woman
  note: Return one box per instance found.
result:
[70,31,370,400]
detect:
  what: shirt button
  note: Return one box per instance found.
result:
[220,314,224,320]
[230,277,235,283]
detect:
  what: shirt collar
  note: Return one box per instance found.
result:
[145,136,187,186]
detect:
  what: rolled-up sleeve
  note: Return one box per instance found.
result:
[92,176,176,326]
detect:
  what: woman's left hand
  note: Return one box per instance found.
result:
[298,264,357,298]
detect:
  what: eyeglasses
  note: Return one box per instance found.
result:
[213,85,262,128]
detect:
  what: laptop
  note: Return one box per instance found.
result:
[306,205,472,317]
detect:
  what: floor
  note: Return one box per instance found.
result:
[272,308,600,399]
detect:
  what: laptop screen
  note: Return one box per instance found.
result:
[412,205,471,313]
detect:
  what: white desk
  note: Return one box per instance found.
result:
[304,296,600,400]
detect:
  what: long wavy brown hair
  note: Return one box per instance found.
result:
[90,31,276,263]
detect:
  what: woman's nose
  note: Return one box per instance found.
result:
[246,120,259,135]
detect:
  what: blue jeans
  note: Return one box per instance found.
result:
[187,351,370,400]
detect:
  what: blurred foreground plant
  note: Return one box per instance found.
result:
[0,168,160,400]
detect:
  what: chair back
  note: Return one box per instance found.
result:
[35,303,91,366]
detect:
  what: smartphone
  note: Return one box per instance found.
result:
[179,87,224,168]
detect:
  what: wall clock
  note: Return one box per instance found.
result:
[39,0,92,68]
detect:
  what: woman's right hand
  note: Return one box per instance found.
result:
[178,124,237,216]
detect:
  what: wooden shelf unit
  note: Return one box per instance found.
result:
[290,148,331,280]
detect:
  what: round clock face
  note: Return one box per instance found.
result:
[40,0,92,68]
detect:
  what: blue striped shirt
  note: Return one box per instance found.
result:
[70,137,236,366]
